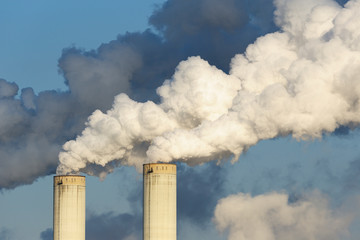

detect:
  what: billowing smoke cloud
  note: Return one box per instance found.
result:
[0,42,141,188]
[0,0,276,188]
[58,45,141,110]
[214,191,351,240]
[58,0,360,175]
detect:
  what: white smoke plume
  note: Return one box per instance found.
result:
[213,191,351,240]
[0,0,276,189]
[57,0,360,175]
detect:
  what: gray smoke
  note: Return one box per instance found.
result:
[58,0,360,176]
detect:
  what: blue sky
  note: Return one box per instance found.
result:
[1,0,360,240]
[0,0,164,93]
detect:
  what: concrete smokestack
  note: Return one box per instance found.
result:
[143,163,176,240]
[53,175,86,240]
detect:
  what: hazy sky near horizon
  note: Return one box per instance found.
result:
[1,0,360,240]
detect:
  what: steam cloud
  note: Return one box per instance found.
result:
[0,0,275,188]
[214,192,351,240]
[58,0,360,175]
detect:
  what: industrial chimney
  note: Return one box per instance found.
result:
[143,163,177,240]
[53,175,86,240]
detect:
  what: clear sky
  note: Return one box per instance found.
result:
[1,0,360,240]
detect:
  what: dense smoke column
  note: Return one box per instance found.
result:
[143,163,176,240]
[53,175,86,240]
[57,0,360,175]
